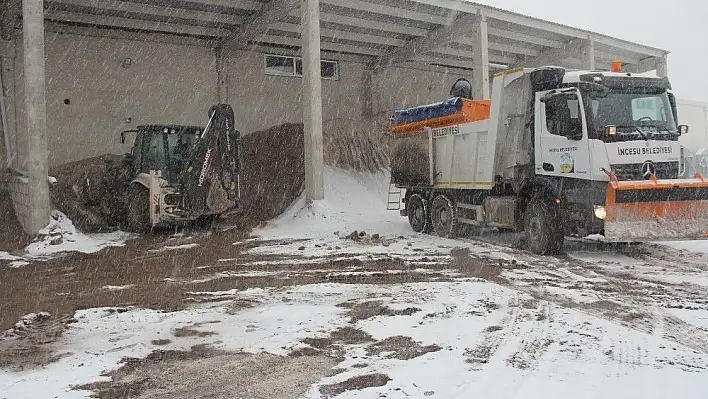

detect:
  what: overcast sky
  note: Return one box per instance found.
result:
[478,0,707,104]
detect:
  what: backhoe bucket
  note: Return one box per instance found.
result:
[604,175,708,241]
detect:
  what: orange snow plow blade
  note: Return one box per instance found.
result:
[604,174,708,241]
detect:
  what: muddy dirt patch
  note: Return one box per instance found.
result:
[450,248,504,281]
[297,326,375,357]
[319,373,391,398]
[366,336,442,360]
[0,312,75,371]
[76,345,337,399]
[338,300,421,322]
[172,327,217,338]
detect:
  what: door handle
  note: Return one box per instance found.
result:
[543,163,554,172]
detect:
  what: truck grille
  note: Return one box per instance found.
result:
[611,162,679,181]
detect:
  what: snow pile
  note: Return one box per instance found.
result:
[24,210,131,258]
[1,312,51,338]
[255,167,408,240]
[0,210,133,267]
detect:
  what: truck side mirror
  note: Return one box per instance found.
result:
[679,124,689,135]
[120,131,126,144]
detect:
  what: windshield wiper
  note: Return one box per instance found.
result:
[612,125,649,140]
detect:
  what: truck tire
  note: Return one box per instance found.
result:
[524,198,564,255]
[431,194,457,238]
[407,194,431,233]
[126,185,150,233]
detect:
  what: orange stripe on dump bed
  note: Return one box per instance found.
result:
[392,99,491,135]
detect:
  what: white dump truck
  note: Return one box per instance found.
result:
[389,66,708,254]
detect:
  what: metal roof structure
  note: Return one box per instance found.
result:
[31,0,667,71]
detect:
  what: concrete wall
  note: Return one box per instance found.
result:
[3,31,474,170]
[0,173,29,232]
[225,50,367,134]
[10,32,219,167]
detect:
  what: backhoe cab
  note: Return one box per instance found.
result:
[120,104,241,232]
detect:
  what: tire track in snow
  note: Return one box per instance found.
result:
[455,235,708,357]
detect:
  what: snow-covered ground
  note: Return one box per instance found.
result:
[0,210,132,267]
[2,282,707,399]
[3,166,708,398]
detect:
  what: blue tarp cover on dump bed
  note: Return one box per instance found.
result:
[392,97,463,125]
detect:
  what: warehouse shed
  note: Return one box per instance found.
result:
[0,0,669,235]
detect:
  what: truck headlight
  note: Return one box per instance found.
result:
[594,205,606,220]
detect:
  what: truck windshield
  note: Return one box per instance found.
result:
[584,88,678,141]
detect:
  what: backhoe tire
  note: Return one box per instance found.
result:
[431,194,457,238]
[524,198,564,255]
[406,194,431,233]
[126,185,150,233]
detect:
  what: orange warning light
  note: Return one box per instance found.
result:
[611,60,622,72]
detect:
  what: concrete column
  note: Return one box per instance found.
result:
[216,46,229,104]
[471,11,490,100]
[362,64,373,118]
[22,0,50,235]
[656,54,668,78]
[301,0,324,201]
[581,38,595,70]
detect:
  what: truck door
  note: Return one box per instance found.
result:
[535,89,591,180]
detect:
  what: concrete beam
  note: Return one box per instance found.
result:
[45,0,245,25]
[44,21,217,47]
[413,55,507,71]
[298,11,429,37]
[302,0,324,201]
[270,22,407,47]
[470,12,489,99]
[486,26,564,49]
[656,54,668,78]
[22,0,50,235]
[456,36,539,57]
[581,38,595,70]
[221,0,299,52]
[374,11,473,67]
[321,0,450,25]
[216,47,228,103]
[254,34,386,57]
[44,10,232,37]
[524,39,585,67]
[176,0,261,11]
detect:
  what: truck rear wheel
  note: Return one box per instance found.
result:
[406,194,430,233]
[126,185,150,233]
[524,198,564,255]
[431,194,457,238]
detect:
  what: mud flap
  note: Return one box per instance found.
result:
[604,175,708,241]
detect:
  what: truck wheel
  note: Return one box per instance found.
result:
[406,194,430,233]
[524,198,564,255]
[431,194,457,238]
[126,185,150,233]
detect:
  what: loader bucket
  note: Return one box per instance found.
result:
[604,174,708,242]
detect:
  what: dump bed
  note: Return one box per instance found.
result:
[390,115,496,190]
[390,69,531,190]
